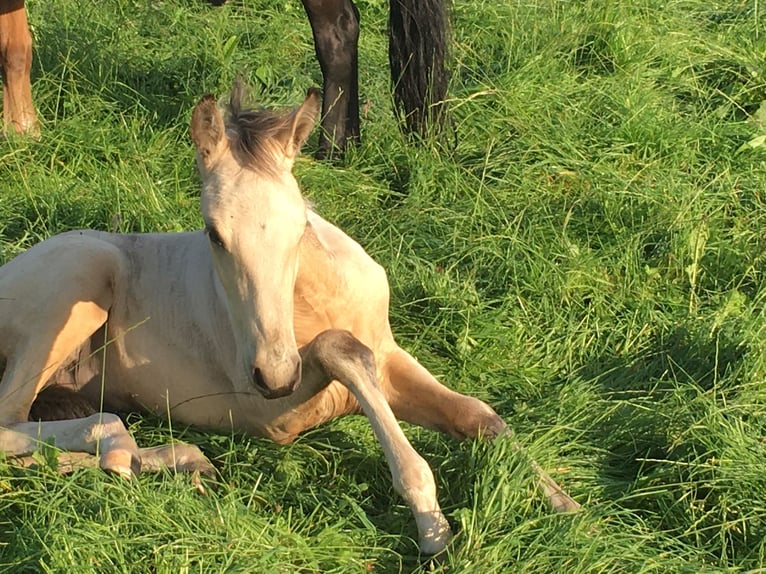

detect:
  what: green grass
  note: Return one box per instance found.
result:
[2,0,766,571]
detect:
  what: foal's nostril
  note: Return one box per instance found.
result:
[251,364,300,398]
[252,367,269,392]
[289,360,302,391]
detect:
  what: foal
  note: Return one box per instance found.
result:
[0,86,577,556]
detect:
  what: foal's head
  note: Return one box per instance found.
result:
[190,84,320,399]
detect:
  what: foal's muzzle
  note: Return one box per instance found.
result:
[251,360,302,399]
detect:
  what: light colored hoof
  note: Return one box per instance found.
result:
[139,444,216,477]
[100,449,141,478]
[530,460,581,514]
[548,490,581,513]
[137,444,216,494]
[417,512,453,557]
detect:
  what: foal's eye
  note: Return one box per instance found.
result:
[205,226,225,249]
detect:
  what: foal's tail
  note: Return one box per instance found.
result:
[388,0,450,139]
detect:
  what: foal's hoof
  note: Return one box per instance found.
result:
[548,489,581,513]
[533,463,581,513]
[417,512,453,565]
[452,397,508,440]
[100,449,141,478]
[138,443,218,494]
[139,444,216,477]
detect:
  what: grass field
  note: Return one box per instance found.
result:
[2,0,766,571]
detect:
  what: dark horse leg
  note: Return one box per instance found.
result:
[302,0,449,158]
[0,0,449,147]
[301,0,360,160]
[389,0,449,140]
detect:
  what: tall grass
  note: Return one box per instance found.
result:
[2,0,766,571]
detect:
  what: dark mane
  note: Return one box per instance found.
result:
[224,81,287,173]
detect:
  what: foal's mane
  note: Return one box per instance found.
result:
[224,81,290,174]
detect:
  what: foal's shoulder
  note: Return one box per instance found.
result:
[304,210,389,293]
[305,211,377,265]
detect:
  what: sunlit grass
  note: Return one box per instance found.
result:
[2,0,766,571]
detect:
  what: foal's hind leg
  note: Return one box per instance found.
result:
[139,444,215,478]
[0,308,141,477]
[382,347,507,440]
[300,329,451,556]
[0,299,111,424]
[25,387,214,481]
[10,444,213,488]
[0,415,139,478]
[382,347,580,512]
[0,239,139,475]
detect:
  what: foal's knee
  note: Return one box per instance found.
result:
[312,329,377,384]
[450,396,508,440]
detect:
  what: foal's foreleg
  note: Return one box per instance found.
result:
[383,347,580,512]
[301,330,451,555]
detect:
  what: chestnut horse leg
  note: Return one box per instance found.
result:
[301,0,360,159]
[0,0,38,135]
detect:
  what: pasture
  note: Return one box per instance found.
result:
[2,0,766,571]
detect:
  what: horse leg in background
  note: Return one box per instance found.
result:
[0,0,38,135]
[389,0,449,139]
[382,347,581,513]
[301,0,360,159]
[300,329,451,556]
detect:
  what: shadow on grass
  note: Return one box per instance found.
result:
[124,414,455,571]
[32,14,211,130]
[580,320,746,480]
[570,320,764,564]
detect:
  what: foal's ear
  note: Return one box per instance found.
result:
[191,94,226,170]
[281,88,321,160]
